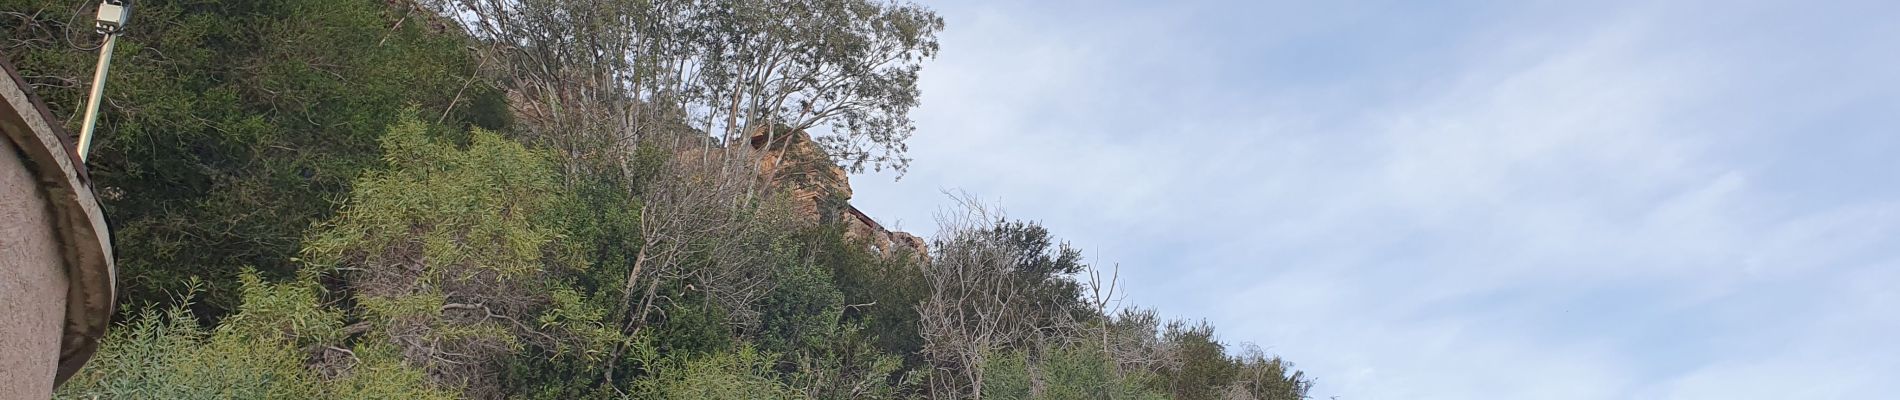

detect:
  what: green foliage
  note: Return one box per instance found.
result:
[633,346,805,400]
[810,226,929,360]
[987,219,1093,324]
[55,272,451,400]
[759,235,924,398]
[301,116,621,397]
[217,272,345,347]
[499,353,627,400]
[784,325,921,400]
[493,144,664,400]
[2,0,504,317]
[304,115,567,279]
[1037,346,1166,400]
[1226,345,1313,400]
[548,155,653,305]
[982,350,1034,399]
[688,0,946,174]
[459,0,943,174]
[757,258,845,354]
[982,345,1164,400]
[1160,320,1237,400]
[650,300,737,358]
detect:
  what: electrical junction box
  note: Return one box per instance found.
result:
[95,2,127,32]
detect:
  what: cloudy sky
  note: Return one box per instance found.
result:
[849,0,1900,398]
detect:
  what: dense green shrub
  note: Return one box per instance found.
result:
[809,226,931,362]
[1,0,504,317]
[756,259,845,355]
[1158,320,1239,400]
[632,346,804,400]
[982,345,1165,400]
[55,273,451,400]
[301,116,624,397]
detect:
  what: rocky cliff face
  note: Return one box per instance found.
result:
[749,129,926,258]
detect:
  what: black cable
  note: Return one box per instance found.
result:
[62,0,101,51]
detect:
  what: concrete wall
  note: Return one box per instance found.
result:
[0,134,69,399]
[1,56,116,400]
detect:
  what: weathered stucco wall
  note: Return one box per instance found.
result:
[0,134,68,399]
[1,55,116,399]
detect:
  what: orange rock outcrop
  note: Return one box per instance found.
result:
[749,129,926,258]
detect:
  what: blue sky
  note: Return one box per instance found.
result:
[848,0,1900,398]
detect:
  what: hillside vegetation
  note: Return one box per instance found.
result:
[3,0,1311,398]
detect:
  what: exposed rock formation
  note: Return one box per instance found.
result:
[749,128,926,258]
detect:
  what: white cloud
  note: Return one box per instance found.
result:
[854,0,1900,398]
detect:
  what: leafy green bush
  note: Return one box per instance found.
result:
[1158,320,1238,400]
[304,115,569,279]
[56,273,451,400]
[784,326,921,400]
[1,0,503,317]
[809,226,930,362]
[301,115,621,397]
[982,345,1165,400]
[633,346,804,400]
[757,259,844,354]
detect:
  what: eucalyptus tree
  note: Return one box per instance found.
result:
[430,0,941,176]
[684,0,943,174]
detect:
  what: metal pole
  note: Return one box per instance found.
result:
[76,0,128,162]
[76,34,116,162]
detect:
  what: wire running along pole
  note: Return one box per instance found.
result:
[76,0,129,162]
